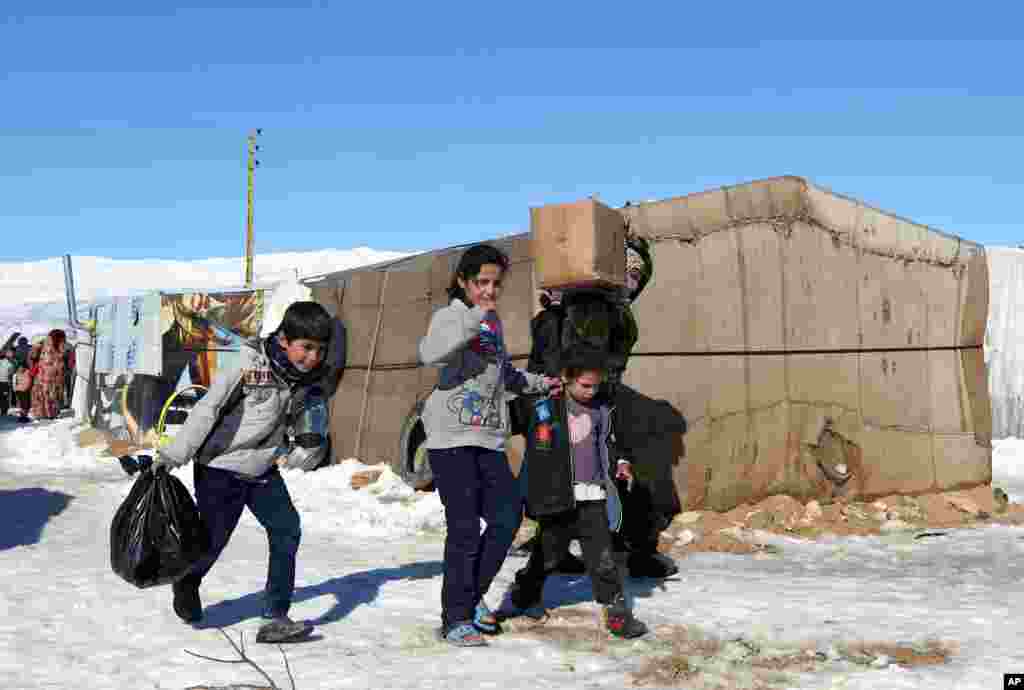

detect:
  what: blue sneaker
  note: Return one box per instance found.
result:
[473,601,500,635]
[442,621,488,647]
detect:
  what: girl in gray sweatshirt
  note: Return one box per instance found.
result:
[418,244,559,647]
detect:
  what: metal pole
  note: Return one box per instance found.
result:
[245,130,256,286]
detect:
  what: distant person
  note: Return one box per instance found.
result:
[14,337,30,369]
[64,343,76,409]
[418,244,561,647]
[32,330,66,420]
[144,301,334,644]
[502,345,648,638]
[0,349,14,417]
[28,346,44,420]
[13,364,33,423]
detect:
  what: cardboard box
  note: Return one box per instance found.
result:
[530,198,627,289]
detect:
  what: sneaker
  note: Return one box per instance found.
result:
[256,615,314,643]
[441,621,488,647]
[172,577,202,624]
[603,596,648,639]
[473,601,500,635]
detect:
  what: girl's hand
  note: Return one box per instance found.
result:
[544,376,563,397]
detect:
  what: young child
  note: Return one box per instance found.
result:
[418,244,561,647]
[148,301,333,643]
[503,345,648,638]
[13,363,33,423]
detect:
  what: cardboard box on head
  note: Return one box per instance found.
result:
[531,198,628,290]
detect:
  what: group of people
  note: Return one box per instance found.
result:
[0,330,75,422]
[138,237,679,647]
[418,241,672,646]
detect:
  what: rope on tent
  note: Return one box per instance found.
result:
[354,271,389,461]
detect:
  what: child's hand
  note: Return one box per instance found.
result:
[544,376,563,397]
[615,461,633,481]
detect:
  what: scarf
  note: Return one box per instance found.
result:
[264,336,326,388]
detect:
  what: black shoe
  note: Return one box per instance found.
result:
[604,596,648,639]
[172,577,202,624]
[628,552,679,578]
[257,616,314,643]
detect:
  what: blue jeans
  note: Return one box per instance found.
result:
[186,463,302,618]
[429,446,522,628]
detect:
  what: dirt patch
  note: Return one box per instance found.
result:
[631,626,955,689]
[840,639,957,668]
[661,484,1024,557]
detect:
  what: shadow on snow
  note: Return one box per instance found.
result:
[196,560,445,629]
[0,487,74,550]
[196,557,677,630]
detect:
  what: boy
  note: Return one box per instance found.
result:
[502,346,648,638]
[147,301,333,643]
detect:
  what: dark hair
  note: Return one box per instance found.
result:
[559,345,609,381]
[276,301,333,343]
[446,244,510,304]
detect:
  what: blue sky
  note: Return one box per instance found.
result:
[2,2,1023,261]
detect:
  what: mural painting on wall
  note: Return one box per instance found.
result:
[160,291,266,389]
[87,290,266,449]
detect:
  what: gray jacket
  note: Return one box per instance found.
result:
[159,342,296,477]
[418,299,549,451]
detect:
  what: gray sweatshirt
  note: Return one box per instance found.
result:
[159,342,295,477]
[419,299,550,451]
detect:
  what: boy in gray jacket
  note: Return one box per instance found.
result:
[149,301,333,643]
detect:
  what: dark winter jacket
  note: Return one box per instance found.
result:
[526,304,565,377]
[522,393,626,530]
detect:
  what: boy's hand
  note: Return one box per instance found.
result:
[615,460,633,481]
[544,376,563,397]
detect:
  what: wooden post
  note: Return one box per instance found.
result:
[354,271,389,460]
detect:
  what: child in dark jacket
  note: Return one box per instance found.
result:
[503,346,648,638]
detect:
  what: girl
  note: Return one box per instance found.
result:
[418,244,561,647]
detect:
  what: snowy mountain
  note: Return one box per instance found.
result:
[0,247,410,341]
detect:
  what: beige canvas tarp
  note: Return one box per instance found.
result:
[621,176,989,509]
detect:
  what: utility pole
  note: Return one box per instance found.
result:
[244,128,262,286]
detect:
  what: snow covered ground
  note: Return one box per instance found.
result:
[0,416,1022,689]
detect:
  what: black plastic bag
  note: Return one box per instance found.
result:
[110,469,210,589]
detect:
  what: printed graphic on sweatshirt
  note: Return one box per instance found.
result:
[469,311,504,361]
[445,379,501,429]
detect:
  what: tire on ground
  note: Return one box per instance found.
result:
[393,399,434,490]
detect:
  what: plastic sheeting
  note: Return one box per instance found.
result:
[986,247,1024,439]
[260,278,313,338]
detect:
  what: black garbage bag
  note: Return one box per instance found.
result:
[110,468,209,589]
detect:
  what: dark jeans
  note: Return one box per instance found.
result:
[429,446,522,628]
[0,382,9,416]
[515,500,623,606]
[184,463,302,618]
[16,390,30,417]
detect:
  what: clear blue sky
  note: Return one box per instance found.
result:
[2,2,1023,261]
